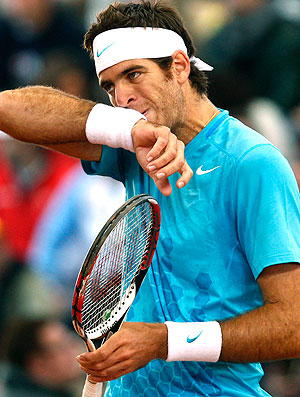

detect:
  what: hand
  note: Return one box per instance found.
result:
[132,120,193,196]
[76,322,168,382]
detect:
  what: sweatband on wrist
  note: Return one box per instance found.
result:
[165,321,222,362]
[85,103,146,152]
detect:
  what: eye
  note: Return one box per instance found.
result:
[128,71,141,80]
[102,83,114,94]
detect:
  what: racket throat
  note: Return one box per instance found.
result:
[86,284,137,340]
[85,337,96,352]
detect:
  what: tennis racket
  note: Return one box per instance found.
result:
[72,194,161,397]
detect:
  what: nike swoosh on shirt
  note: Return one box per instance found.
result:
[187,330,204,343]
[97,42,115,58]
[196,165,220,176]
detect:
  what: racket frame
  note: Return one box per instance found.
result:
[72,194,160,349]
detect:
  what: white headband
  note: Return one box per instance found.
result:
[93,27,213,76]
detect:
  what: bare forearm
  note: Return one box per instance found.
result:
[220,264,300,362]
[164,300,300,364]
[41,142,103,161]
[164,265,300,365]
[0,86,95,144]
[162,298,300,364]
[220,301,300,362]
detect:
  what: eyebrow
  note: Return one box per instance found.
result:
[99,64,146,89]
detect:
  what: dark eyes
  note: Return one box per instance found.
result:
[128,71,141,80]
[103,83,114,94]
[102,71,142,94]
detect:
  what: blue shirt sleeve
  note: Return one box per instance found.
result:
[81,146,125,183]
[235,144,300,278]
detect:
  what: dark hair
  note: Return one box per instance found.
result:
[84,0,208,95]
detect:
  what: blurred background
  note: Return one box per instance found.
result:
[0,0,300,396]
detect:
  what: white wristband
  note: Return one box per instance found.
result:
[85,103,146,152]
[165,321,222,362]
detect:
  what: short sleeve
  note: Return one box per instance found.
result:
[235,144,300,278]
[81,146,125,183]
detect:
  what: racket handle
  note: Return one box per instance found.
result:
[82,376,103,397]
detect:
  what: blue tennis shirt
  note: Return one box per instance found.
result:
[82,109,300,396]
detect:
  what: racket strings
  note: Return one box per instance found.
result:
[83,211,150,329]
[81,202,153,333]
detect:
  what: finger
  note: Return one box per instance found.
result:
[87,373,107,383]
[147,134,177,171]
[76,343,116,365]
[145,126,170,161]
[78,358,117,376]
[77,351,104,365]
[87,359,140,383]
[88,374,110,383]
[153,176,172,196]
[176,161,193,189]
[77,331,127,368]
[78,362,116,375]
[79,355,131,379]
[152,140,185,179]
[80,358,127,377]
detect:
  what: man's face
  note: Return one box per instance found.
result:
[31,322,83,386]
[98,58,186,131]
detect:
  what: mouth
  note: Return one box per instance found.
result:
[142,109,149,118]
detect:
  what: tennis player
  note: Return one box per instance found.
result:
[1,1,300,396]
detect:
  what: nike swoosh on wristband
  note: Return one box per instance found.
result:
[97,42,116,58]
[196,165,220,176]
[187,330,204,343]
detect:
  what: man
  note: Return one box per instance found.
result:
[0,317,83,397]
[0,1,300,396]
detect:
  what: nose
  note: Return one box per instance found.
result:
[114,82,136,108]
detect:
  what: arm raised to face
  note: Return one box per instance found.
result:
[0,86,103,161]
[0,85,193,195]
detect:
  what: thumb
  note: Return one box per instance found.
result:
[76,347,104,363]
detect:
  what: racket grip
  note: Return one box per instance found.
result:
[82,376,103,397]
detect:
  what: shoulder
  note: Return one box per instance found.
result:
[208,111,288,169]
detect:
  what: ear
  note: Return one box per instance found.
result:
[171,50,190,84]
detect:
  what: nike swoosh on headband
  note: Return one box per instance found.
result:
[97,42,116,58]
[187,330,204,343]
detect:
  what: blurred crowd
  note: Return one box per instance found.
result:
[0,0,300,396]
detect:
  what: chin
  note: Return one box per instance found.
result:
[149,115,166,127]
